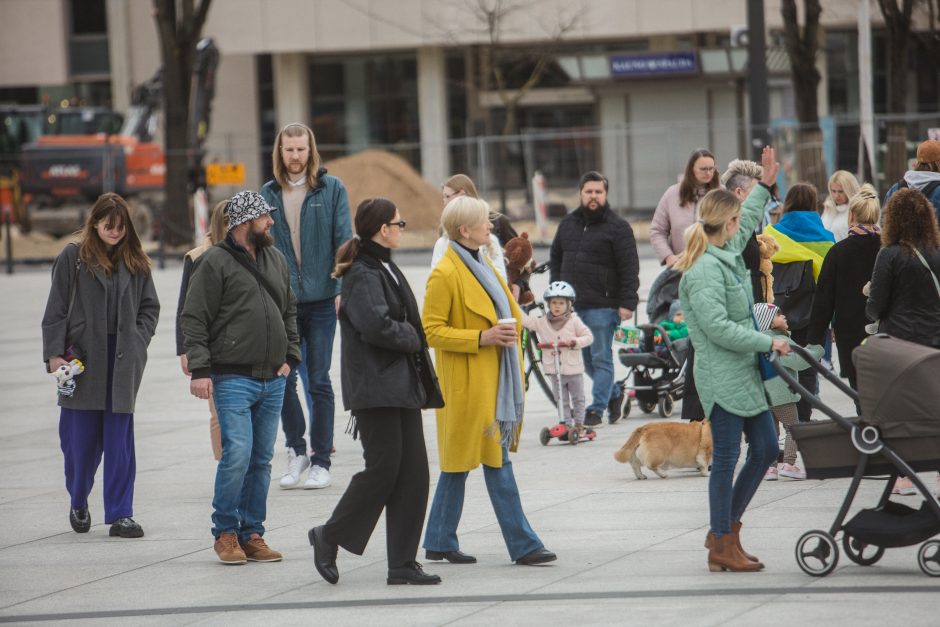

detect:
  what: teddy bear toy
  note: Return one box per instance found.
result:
[756,233,779,304]
[52,358,85,398]
[503,232,536,305]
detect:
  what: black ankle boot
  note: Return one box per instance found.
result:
[387,561,441,585]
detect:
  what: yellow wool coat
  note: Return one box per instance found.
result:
[423,247,524,473]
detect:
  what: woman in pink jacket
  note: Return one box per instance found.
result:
[650,148,721,267]
[522,281,593,436]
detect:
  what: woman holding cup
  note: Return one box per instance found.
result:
[421,195,556,567]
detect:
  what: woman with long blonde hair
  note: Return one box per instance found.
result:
[821,170,860,242]
[676,147,790,572]
[41,192,160,538]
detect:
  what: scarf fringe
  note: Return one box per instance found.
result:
[345,414,359,440]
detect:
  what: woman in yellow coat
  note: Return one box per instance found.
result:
[421,195,556,567]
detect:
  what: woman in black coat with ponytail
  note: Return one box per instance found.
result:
[307,197,444,587]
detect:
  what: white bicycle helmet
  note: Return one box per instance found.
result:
[544,281,576,301]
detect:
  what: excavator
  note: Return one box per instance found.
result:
[15,37,219,238]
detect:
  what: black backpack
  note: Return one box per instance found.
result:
[772,260,815,330]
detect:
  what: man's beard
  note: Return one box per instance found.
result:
[249,229,273,248]
[580,201,610,212]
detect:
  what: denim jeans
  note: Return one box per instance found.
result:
[577,307,622,413]
[423,448,543,561]
[708,404,779,537]
[281,298,337,469]
[212,374,286,541]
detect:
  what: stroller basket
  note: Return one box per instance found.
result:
[790,420,940,480]
[845,501,940,548]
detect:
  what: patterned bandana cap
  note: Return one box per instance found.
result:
[226,191,276,230]
[752,302,779,332]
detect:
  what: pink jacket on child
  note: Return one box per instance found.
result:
[522,312,593,375]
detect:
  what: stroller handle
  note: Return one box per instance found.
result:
[767,348,857,431]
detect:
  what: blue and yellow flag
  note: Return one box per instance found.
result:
[765,212,835,279]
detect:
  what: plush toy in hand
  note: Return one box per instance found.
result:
[756,233,779,304]
[52,358,85,397]
[503,232,536,305]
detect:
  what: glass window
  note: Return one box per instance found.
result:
[71,0,107,34]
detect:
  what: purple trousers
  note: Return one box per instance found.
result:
[58,334,136,523]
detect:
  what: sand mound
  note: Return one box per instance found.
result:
[324,149,442,231]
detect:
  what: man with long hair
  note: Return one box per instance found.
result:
[261,123,352,490]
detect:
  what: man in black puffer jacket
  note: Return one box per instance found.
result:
[549,171,640,426]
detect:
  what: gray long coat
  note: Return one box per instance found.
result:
[42,244,160,414]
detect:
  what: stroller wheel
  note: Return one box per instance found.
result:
[539,427,551,446]
[658,394,675,418]
[795,530,839,577]
[917,540,940,577]
[842,534,885,566]
[638,398,657,414]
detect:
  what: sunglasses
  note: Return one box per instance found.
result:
[386,220,407,230]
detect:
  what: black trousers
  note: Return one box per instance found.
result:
[789,327,817,423]
[322,407,429,568]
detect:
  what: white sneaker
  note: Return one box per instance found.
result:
[279,451,310,489]
[304,465,332,489]
[779,463,806,480]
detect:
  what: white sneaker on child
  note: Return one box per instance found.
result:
[779,463,806,480]
[764,466,778,481]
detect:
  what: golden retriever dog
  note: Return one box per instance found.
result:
[613,421,712,479]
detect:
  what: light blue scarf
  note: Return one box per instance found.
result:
[449,241,524,447]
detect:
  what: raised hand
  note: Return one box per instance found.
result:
[761,146,779,187]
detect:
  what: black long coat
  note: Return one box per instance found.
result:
[866,244,940,348]
[338,251,441,412]
[41,243,160,414]
[807,233,881,385]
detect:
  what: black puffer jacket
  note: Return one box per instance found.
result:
[549,205,640,310]
[339,242,443,412]
[866,244,940,348]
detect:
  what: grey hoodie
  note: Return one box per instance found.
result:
[884,170,940,215]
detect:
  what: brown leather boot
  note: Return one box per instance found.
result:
[704,521,760,564]
[731,520,761,564]
[706,532,764,572]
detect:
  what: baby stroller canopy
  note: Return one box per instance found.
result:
[853,334,940,439]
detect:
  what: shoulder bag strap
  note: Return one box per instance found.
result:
[913,249,940,300]
[65,247,81,326]
[220,242,284,311]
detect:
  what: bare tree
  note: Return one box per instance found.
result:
[153,0,212,246]
[446,0,578,212]
[780,0,827,195]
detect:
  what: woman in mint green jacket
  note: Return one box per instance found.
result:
[676,146,791,573]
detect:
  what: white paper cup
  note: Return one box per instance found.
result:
[497,317,517,327]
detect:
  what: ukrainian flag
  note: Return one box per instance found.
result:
[764,212,835,279]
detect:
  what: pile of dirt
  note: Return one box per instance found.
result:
[324,149,442,231]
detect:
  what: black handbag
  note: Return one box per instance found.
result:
[413,349,445,410]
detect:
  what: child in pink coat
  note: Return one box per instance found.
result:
[523,281,594,435]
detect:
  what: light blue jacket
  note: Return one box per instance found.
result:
[262,171,352,303]
[679,184,774,419]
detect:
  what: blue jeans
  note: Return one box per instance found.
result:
[281,298,337,469]
[708,404,779,537]
[423,448,543,561]
[578,307,621,413]
[212,374,286,541]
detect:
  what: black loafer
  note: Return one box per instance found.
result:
[69,506,90,533]
[387,561,441,585]
[515,547,557,566]
[425,549,477,564]
[308,525,339,584]
[108,517,144,538]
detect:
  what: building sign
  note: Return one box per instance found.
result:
[206,163,245,186]
[609,52,698,78]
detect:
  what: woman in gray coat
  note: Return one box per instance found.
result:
[41,193,160,538]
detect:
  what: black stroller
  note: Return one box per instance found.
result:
[770,335,940,577]
[615,268,688,418]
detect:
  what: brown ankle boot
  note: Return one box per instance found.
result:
[704,522,761,564]
[731,520,761,564]
[706,532,764,572]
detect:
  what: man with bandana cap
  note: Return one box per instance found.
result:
[181,190,301,565]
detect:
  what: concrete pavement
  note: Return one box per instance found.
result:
[1,245,938,626]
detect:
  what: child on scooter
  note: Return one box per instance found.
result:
[522,281,594,436]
